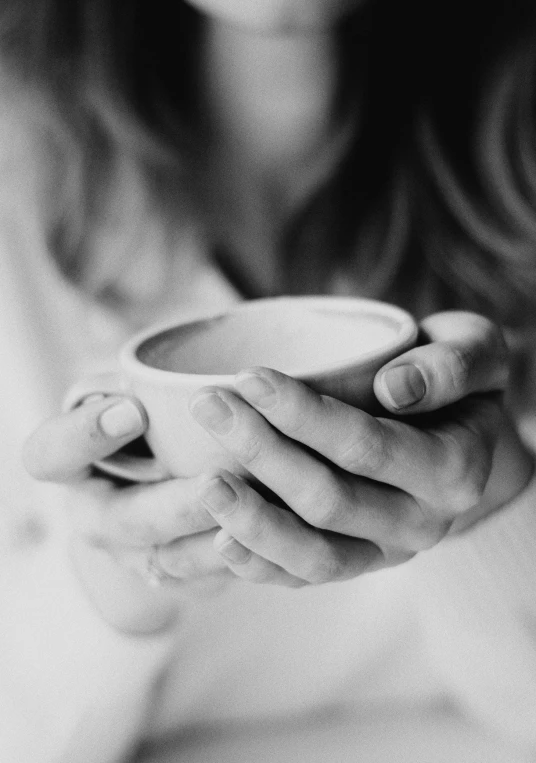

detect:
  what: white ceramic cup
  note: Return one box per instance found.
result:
[66,296,418,482]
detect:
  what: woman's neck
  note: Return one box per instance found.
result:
[203,20,342,178]
[201,21,345,293]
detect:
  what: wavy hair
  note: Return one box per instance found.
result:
[285,1,536,324]
[1,0,536,333]
[0,0,203,312]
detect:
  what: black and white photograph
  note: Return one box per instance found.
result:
[1,1,536,761]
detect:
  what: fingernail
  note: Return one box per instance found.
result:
[198,476,237,516]
[99,400,144,438]
[235,371,276,408]
[217,537,251,564]
[190,392,234,434]
[379,365,426,410]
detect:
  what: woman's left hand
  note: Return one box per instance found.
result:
[188,311,534,587]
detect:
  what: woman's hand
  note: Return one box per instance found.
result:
[22,394,234,633]
[188,311,534,587]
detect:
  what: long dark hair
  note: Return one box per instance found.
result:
[1,0,536,330]
[285,1,536,324]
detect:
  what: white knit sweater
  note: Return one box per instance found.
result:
[0,130,536,763]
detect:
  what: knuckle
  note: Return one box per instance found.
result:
[298,476,348,530]
[442,343,472,398]
[337,422,387,476]
[235,433,264,467]
[282,404,312,438]
[236,512,266,546]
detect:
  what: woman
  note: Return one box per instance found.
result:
[2,0,536,761]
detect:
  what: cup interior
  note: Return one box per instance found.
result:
[134,298,414,378]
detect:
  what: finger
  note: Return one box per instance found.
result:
[231,369,439,497]
[197,472,380,583]
[190,384,454,551]
[426,392,505,516]
[374,311,509,413]
[70,474,219,548]
[23,396,147,482]
[214,529,309,588]
[231,368,499,515]
[151,530,229,581]
[191,381,427,545]
[190,384,393,534]
[114,530,229,587]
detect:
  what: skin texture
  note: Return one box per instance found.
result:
[24,312,534,632]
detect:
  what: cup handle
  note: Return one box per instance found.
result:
[62,373,172,483]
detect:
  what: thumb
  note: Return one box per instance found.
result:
[373,311,509,414]
[23,395,147,482]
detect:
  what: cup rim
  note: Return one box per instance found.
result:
[119,296,419,385]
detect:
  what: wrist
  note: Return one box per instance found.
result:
[68,537,179,636]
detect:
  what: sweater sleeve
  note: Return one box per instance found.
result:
[0,508,176,763]
[414,459,536,752]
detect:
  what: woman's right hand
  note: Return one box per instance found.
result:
[22,394,230,634]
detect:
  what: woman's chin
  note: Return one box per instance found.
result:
[182,0,362,33]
